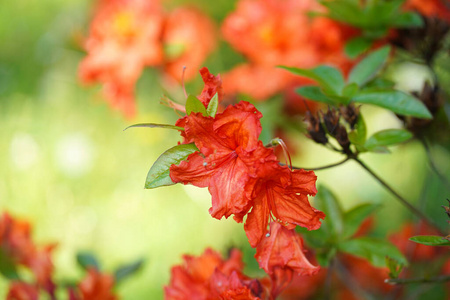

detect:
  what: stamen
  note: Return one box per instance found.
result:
[160,95,186,115]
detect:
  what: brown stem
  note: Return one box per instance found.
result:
[353,157,446,235]
[386,274,450,285]
[289,157,350,171]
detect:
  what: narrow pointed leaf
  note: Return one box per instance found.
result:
[186,95,207,116]
[316,185,344,241]
[206,93,219,117]
[352,90,432,118]
[345,37,373,59]
[114,259,145,283]
[77,252,100,271]
[124,123,184,131]
[409,236,450,246]
[296,86,336,105]
[342,203,380,239]
[348,46,390,86]
[338,237,408,267]
[146,143,199,189]
[364,129,413,149]
[280,65,345,95]
[391,12,423,28]
[0,250,20,280]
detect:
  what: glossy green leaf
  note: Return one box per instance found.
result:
[186,95,206,116]
[348,113,367,147]
[365,78,396,89]
[409,235,450,246]
[348,46,390,87]
[280,65,345,95]
[364,129,413,150]
[345,37,372,59]
[296,86,336,105]
[123,123,184,131]
[114,259,145,283]
[351,90,432,119]
[338,237,408,267]
[77,252,100,271]
[0,250,20,280]
[391,12,423,28]
[316,185,344,241]
[342,203,380,239]
[145,143,199,189]
[206,93,219,117]
[342,83,359,98]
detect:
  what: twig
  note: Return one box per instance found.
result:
[420,138,450,190]
[334,259,376,300]
[352,157,446,235]
[386,274,450,285]
[289,157,350,171]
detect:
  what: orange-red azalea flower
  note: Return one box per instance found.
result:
[7,281,39,300]
[77,268,117,300]
[245,164,324,247]
[79,0,164,117]
[221,0,355,100]
[404,0,450,21]
[255,222,320,298]
[165,248,267,300]
[170,101,267,220]
[162,7,217,82]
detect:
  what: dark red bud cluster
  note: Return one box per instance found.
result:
[390,17,449,65]
[304,105,360,154]
[304,111,328,145]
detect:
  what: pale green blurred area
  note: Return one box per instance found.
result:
[1,0,450,299]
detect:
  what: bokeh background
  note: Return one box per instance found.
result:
[1,0,449,298]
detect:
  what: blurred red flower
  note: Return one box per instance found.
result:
[404,0,450,21]
[162,7,217,82]
[6,282,39,300]
[165,248,268,300]
[79,0,164,118]
[221,0,355,100]
[76,268,118,300]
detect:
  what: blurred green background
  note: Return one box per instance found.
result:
[1,0,449,299]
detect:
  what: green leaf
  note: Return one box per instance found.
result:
[296,86,336,105]
[338,237,408,267]
[342,83,359,98]
[316,247,337,267]
[386,257,404,279]
[364,129,413,150]
[351,90,432,119]
[145,143,199,189]
[206,93,219,117]
[185,95,207,116]
[409,235,450,246]
[114,259,145,283]
[280,65,345,95]
[348,46,391,87]
[342,203,379,239]
[365,78,396,89]
[348,113,367,147]
[77,252,100,271]
[345,37,373,59]
[316,185,344,241]
[123,123,184,131]
[0,249,20,280]
[391,12,423,28]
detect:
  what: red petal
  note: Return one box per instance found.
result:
[244,196,270,248]
[198,67,223,107]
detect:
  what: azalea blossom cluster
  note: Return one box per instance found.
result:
[221,0,356,101]
[0,212,118,300]
[157,68,325,298]
[165,222,320,300]
[79,0,216,117]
